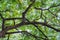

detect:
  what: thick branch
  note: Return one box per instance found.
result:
[3,21,60,33]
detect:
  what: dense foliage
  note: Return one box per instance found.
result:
[0,0,60,40]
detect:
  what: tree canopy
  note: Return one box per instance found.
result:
[0,0,60,40]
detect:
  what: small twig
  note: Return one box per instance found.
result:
[22,0,35,22]
[4,18,22,20]
[48,9,57,17]
[6,31,45,40]
[2,19,5,30]
[7,34,10,40]
[0,13,4,19]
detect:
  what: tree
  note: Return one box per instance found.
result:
[0,0,60,40]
